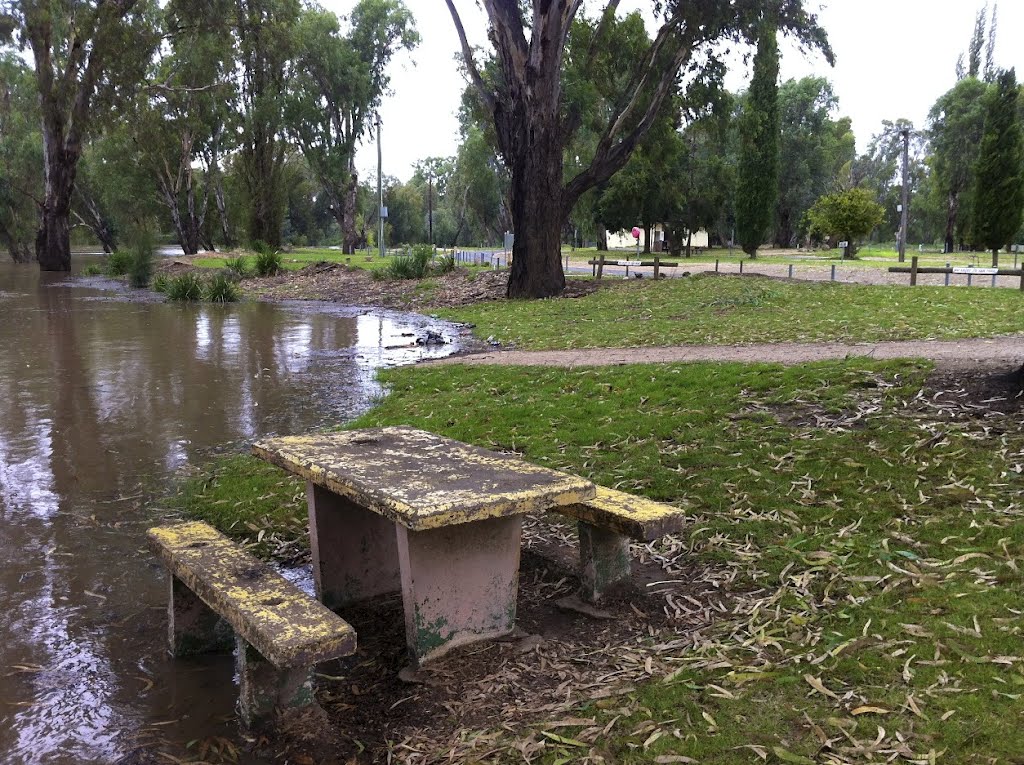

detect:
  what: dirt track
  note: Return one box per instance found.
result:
[427,335,1024,371]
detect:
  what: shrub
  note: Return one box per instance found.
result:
[81,264,104,276]
[152,274,170,293]
[253,248,283,277]
[224,255,250,279]
[165,272,204,301]
[204,272,241,303]
[433,253,456,275]
[105,249,132,276]
[126,230,156,288]
[383,244,432,280]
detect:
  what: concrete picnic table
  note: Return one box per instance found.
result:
[251,426,596,665]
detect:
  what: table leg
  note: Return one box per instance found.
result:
[306,482,402,609]
[396,515,522,666]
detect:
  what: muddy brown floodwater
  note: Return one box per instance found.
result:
[0,260,461,765]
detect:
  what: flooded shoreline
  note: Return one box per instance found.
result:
[0,260,462,764]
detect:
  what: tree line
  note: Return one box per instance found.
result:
[2,2,1023,294]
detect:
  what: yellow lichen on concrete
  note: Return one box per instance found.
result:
[559,486,687,541]
[148,522,356,668]
[252,427,596,530]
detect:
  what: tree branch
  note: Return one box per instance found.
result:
[444,0,496,114]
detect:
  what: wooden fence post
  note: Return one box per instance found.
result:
[654,254,661,280]
[910,256,919,287]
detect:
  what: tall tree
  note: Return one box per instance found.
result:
[0,52,40,262]
[6,0,159,270]
[972,68,1024,267]
[235,0,300,248]
[773,77,854,247]
[928,77,989,253]
[735,24,780,258]
[287,0,417,255]
[444,0,830,298]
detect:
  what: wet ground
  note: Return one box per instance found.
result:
[0,260,461,764]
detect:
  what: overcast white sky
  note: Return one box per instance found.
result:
[323,1,1024,182]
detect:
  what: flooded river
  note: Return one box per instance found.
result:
[0,261,459,764]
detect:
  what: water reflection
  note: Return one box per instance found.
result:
[0,262,458,764]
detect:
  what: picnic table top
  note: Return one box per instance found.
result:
[252,426,596,531]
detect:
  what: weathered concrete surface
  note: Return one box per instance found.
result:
[253,426,596,530]
[168,576,234,657]
[307,482,402,608]
[148,522,357,668]
[578,520,632,603]
[560,486,687,541]
[396,515,522,665]
[235,637,316,728]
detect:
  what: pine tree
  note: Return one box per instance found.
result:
[972,67,1024,267]
[736,25,780,258]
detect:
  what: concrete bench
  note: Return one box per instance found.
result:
[148,521,357,726]
[557,487,687,602]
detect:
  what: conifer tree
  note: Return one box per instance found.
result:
[973,67,1024,267]
[736,24,781,258]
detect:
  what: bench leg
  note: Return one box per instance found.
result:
[167,575,233,657]
[578,520,632,603]
[396,515,522,666]
[307,482,402,609]
[235,637,316,728]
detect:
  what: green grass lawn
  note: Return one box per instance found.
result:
[173,359,1024,762]
[437,273,1024,349]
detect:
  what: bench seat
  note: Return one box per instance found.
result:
[148,521,357,725]
[556,487,687,602]
[560,486,687,541]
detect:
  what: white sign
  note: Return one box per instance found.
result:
[838,241,849,249]
[620,261,643,267]
[952,267,998,275]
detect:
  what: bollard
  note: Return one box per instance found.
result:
[831,264,836,281]
[910,256,918,286]
[992,273,998,288]
[740,260,744,274]
[788,264,794,279]
[945,263,951,287]
[715,259,720,273]
[968,273,973,287]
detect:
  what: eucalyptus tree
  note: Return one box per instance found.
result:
[444,0,831,298]
[772,77,854,248]
[2,0,160,270]
[0,52,40,262]
[287,0,417,254]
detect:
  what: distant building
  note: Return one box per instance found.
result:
[607,225,709,251]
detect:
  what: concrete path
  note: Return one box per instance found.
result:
[427,336,1024,370]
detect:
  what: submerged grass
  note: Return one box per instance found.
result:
[437,273,1024,348]
[175,358,1024,761]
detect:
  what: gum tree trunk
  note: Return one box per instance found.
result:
[36,135,76,271]
[506,139,566,299]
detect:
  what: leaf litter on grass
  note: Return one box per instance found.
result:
[162,361,1024,764]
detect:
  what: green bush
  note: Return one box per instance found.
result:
[433,253,456,275]
[126,230,156,288]
[383,244,432,280]
[152,274,170,293]
[165,272,204,301]
[225,255,250,279]
[204,272,241,303]
[105,250,132,276]
[81,264,104,276]
[253,248,283,277]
